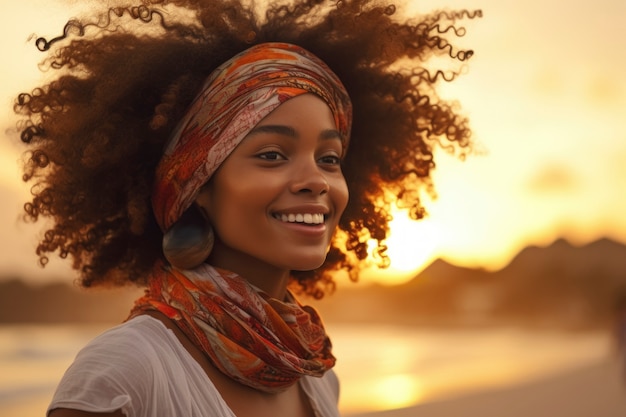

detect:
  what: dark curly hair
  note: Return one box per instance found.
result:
[13,0,481,298]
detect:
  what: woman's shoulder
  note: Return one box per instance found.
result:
[52,316,183,391]
[86,315,174,349]
[48,315,221,417]
[74,316,174,365]
[73,315,203,379]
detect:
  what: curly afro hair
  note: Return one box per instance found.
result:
[14,0,481,298]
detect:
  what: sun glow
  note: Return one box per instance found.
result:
[337,370,426,413]
[374,373,426,409]
[359,207,441,286]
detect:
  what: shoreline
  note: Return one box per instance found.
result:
[351,356,626,417]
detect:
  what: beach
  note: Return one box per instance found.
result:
[3,358,624,417]
[1,324,623,416]
[353,357,626,417]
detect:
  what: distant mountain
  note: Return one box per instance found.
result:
[483,237,626,327]
[2,238,626,328]
[311,238,626,329]
[504,237,626,279]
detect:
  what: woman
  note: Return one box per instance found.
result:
[14,0,480,416]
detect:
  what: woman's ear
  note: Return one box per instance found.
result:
[194,184,212,220]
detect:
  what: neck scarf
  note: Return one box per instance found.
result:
[152,42,352,232]
[129,262,335,393]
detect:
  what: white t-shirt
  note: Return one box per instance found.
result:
[47,315,340,417]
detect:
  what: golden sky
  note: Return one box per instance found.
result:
[1,0,625,285]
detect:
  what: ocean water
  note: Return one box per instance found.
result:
[0,323,613,416]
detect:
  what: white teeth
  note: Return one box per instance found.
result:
[276,213,325,224]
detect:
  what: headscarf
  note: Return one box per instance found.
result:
[152,42,352,232]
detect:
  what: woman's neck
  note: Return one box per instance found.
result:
[207,242,292,300]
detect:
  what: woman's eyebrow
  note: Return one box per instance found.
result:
[248,125,297,137]
[319,129,342,141]
[249,125,342,141]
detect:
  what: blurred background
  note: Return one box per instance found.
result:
[1,0,625,416]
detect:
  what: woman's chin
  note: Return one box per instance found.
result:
[289,257,327,273]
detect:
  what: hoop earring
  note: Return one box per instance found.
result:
[162,204,214,270]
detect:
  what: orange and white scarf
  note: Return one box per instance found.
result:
[130,262,335,393]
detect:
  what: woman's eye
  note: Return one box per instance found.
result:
[257,151,285,161]
[319,155,341,165]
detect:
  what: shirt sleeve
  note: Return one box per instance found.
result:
[47,324,155,417]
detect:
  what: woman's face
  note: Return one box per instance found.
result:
[196,94,349,277]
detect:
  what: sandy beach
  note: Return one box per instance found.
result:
[352,357,626,417]
[5,357,623,417]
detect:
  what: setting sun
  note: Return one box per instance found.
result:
[385,208,441,272]
[360,206,441,286]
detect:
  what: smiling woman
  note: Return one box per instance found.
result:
[9,1,480,416]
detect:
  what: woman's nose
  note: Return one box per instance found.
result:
[289,160,329,195]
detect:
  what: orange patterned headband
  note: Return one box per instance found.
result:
[152,42,352,232]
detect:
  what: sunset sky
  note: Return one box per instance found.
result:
[1,0,625,286]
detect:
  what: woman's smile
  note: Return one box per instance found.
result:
[271,204,329,228]
[271,213,328,239]
[273,212,326,225]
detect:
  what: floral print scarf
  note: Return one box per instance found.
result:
[130,262,335,393]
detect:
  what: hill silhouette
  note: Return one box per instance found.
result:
[1,238,625,327]
[312,237,626,329]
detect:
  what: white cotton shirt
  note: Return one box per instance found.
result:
[47,315,340,417]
